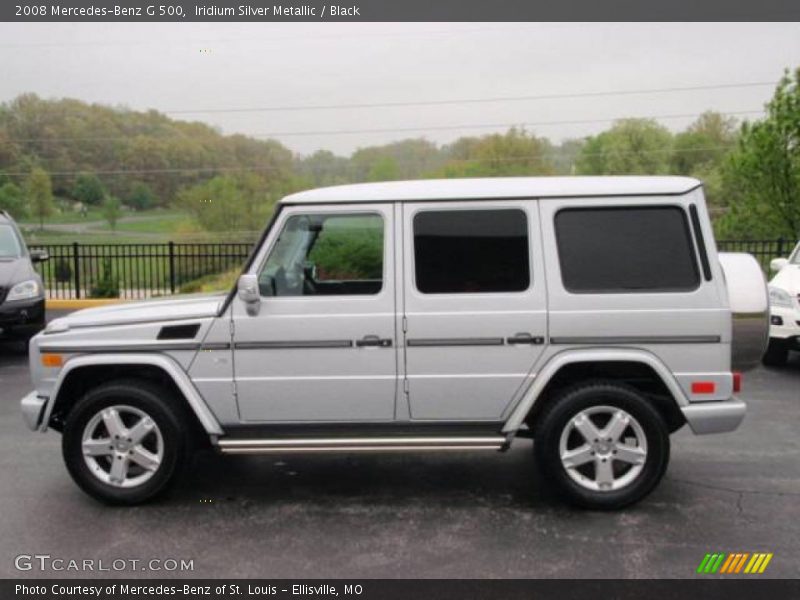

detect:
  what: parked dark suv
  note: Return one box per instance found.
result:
[0,210,48,341]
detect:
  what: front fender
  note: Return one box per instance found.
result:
[41,353,223,435]
[502,347,689,433]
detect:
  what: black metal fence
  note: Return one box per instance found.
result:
[28,238,796,300]
[716,238,795,271]
[30,242,253,299]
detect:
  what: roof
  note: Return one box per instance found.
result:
[281,176,702,205]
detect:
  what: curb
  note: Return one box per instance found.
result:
[46,299,127,310]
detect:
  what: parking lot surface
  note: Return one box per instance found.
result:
[1,321,798,579]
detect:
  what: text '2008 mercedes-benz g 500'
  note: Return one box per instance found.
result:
[21,177,768,509]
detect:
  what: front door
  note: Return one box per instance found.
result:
[401,201,548,421]
[232,203,398,422]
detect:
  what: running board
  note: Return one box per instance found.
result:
[217,436,508,454]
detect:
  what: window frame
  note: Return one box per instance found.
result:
[255,209,387,299]
[411,206,533,296]
[553,204,702,295]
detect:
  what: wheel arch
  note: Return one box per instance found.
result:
[503,348,689,435]
[43,353,223,436]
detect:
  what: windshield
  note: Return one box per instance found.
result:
[791,242,800,265]
[0,224,23,258]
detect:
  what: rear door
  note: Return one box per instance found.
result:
[539,196,727,386]
[401,200,548,421]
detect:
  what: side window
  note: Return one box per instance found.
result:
[259,213,384,297]
[413,208,530,294]
[554,206,700,293]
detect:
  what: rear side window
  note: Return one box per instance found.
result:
[413,208,530,294]
[554,206,700,293]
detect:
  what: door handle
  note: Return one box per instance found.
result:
[506,333,545,345]
[356,335,393,348]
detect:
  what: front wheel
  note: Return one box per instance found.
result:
[534,382,670,510]
[62,380,187,505]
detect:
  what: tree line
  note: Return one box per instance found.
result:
[1,67,798,239]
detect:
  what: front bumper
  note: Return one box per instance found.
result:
[21,391,49,431]
[0,297,45,338]
[769,305,800,347]
[681,398,746,434]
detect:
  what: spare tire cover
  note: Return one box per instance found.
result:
[719,252,769,372]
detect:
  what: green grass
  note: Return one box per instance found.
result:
[18,208,105,225]
[100,213,187,234]
[19,209,192,244]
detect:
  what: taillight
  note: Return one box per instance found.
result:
[733,372,742,394]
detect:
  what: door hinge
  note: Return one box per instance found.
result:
[403,379,409,394]
[229,319,235,336]
[402,316,408,333]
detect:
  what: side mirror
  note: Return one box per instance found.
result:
[29,249,49,263]
[237,274,261,315]
[770,258,789,272]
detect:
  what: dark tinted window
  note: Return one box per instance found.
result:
[555,206,699,293]
[414,209,530,294]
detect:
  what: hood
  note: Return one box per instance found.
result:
[769,264,800,295]
[0,257,32,287]
[49,292,226,330]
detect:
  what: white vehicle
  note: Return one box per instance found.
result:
[764,241,800,366]
[20,177,769,509]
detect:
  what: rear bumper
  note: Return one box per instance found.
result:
[681,398,746,434]
[21,391,48,431]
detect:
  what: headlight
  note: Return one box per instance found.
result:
[6,279,42,302]
[768,286,793,308]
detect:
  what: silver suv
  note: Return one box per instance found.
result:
[20,177,768,509]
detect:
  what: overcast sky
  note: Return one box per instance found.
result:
[1,22,798,156]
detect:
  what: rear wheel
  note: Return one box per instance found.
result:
[762,338,789,367]
[534,381,670,510]
[62,380,187,505]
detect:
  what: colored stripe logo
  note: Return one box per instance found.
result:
[697,552,773,574]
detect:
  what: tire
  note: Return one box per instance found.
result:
[762,338,789,367]
[534,381,670,510]
[62,379,188,505]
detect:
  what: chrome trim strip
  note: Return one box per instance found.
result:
[200,342,231,351]
[217,436,506,453]
[406,337,505,347]
[222,445,502,454]
[219,436,505,448]
[549,335,721,345]
[234,340,353,350]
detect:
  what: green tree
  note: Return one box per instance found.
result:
[575,119,673,175]
[26,167,54,229]
[0,181,27,218]
[437,128,554,177]
[177,173,277,233]
[671,112,738,176]
[102,195,122,230]
[717,68,800,239]
[125,182,155,211]
[367,156,400,181]
[71,173,107,206]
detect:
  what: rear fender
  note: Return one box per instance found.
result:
[502,348,688,433]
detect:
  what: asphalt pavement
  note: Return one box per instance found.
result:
[0,322,798,579]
